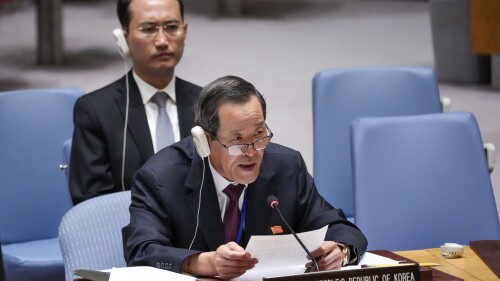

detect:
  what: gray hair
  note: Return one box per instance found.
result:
[194,75,267,138]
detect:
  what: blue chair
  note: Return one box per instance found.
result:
[313,67,447,222]
[351,112,500,251]
[0,87,83,281]
[58,191,131,281]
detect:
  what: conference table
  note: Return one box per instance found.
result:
[394,246,497,280]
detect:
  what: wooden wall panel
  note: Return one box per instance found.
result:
[470,0,500,54]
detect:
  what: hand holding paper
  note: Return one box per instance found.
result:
[213,242,258,280]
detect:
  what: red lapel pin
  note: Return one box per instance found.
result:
[270,225,283,234]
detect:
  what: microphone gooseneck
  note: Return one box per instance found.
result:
[266,195,320,273]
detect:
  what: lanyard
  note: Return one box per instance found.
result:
[236,188,248,244]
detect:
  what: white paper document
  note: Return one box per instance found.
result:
[236,231,400,281]
[235,225,328,280]
[108,266,196,281]
[244,225,328,271]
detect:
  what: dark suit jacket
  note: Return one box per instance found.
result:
[69,72,201,205]
[122,137,368,273]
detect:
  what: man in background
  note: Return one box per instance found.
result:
[70,0,201,204]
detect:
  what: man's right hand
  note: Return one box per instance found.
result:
[186,242,258,280]
[213,242,259,279]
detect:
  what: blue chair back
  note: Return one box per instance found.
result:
[0,87,83,281]
[313,67,442,220]
[351,112,500,251]
[0,87,82,243]
[58,191,131,281]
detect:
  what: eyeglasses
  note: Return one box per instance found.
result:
[215,128,274,156]
[137,22,185,37]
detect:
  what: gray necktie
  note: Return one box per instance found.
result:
[152,91,174,151]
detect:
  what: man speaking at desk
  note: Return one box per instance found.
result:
[122,76,367,279]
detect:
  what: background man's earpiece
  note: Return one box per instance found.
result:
[112,28,129,58]
[191,126,210,158]
[113,28,131,190]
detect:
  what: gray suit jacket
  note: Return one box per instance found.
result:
[122,137,368,273]
[69,71,201,205]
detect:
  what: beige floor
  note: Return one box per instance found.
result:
[1,0,499,220]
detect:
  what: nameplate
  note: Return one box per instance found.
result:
[263,264,420,281]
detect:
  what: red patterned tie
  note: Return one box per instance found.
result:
[223,184,245,243]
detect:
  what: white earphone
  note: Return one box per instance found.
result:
[188,126,210,249]
[112,28,129,58]
[191,126,210,158]
[113,28,130,191]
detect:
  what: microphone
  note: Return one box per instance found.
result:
[266,195,320,273]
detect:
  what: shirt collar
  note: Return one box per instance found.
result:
[133,70,177,104]
[208,158,247,195]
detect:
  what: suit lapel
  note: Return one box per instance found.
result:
[115,72,154,161]
[185,156,225,250]
[242,162,277,247]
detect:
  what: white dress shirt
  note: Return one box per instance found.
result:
[209,159,248,221]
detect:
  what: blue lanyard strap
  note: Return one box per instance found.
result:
[236,188,248,244]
